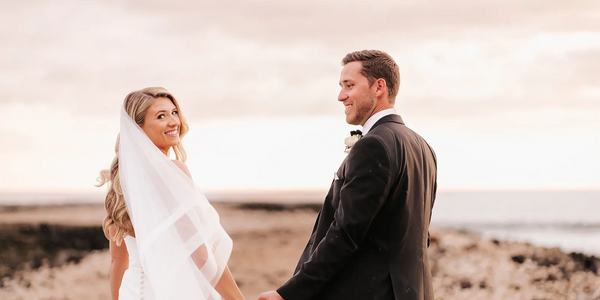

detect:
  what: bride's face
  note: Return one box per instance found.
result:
[141,97,181,155]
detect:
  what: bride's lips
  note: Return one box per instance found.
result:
[165,129,178,137]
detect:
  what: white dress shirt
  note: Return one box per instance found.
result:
[362,108,399,135]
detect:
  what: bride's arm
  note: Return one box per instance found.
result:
[171,160,245,300]
[171,159,210,268]
[215,266,245,300]
[109,239,129,300]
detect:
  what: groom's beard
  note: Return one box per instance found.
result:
[347,95,375,126]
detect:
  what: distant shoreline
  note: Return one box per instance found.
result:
[2,190,600,257]
[1,188,599,206]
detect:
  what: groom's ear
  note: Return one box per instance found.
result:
[374,78,387,98]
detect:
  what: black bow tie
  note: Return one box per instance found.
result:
[350,130,363,136]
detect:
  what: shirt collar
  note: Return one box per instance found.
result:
[362,108,398,135]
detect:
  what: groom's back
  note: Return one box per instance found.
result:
[368,118,437,300]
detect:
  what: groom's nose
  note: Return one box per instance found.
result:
[338,90,349,102]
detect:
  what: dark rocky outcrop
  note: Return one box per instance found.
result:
[0,224,108,281]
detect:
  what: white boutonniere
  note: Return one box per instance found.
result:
[344,130,363,153]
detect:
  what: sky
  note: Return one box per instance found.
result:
[0,0,599,192]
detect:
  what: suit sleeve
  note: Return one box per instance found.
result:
[428,145,438,248]
[277,136,392,300]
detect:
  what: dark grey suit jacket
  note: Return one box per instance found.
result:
[277,114,437,300]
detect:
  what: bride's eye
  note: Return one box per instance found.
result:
[157,114,165,119]
[172,111,178,115]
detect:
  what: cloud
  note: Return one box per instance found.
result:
[116,0,599,42]
[0,0,598,126]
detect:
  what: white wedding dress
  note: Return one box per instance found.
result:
[119,236,155,300]
[117,107,232,300]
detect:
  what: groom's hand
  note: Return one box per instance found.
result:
[256,291,284,300]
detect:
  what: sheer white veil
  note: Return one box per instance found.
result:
[118,107,232,300]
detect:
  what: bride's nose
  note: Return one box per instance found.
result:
[167,115,180,126]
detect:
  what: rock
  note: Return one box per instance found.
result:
[459,279,472,289]
[511,255,526,264]
[0,224,108,278]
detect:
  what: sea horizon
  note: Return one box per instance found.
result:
[1,189,599,256]
[1,187,599,205]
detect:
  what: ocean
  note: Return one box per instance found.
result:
[1,189,598,256]
[430,190,600,256]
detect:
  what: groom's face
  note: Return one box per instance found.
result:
[338,61,376,126]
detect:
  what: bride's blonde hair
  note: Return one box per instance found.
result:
[96,87,189,245]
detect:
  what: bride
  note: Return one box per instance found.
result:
[97,87,245,300]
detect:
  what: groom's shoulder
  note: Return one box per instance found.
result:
[371,120,429,145]
[369,119,407,138]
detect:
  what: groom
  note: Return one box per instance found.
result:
[258,50,437,300]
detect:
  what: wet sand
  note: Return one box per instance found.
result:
[0,204,599,300]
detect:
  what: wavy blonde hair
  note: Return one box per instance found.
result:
[96,87,189,245]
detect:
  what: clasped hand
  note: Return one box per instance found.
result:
[256,291,284,300]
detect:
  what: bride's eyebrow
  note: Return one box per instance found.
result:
[154,110,167,116]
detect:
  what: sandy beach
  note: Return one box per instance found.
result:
[1,203,599,300]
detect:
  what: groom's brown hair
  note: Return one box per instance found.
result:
[342,50,400,104]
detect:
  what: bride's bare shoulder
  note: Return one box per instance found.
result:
[171,159,192,179]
